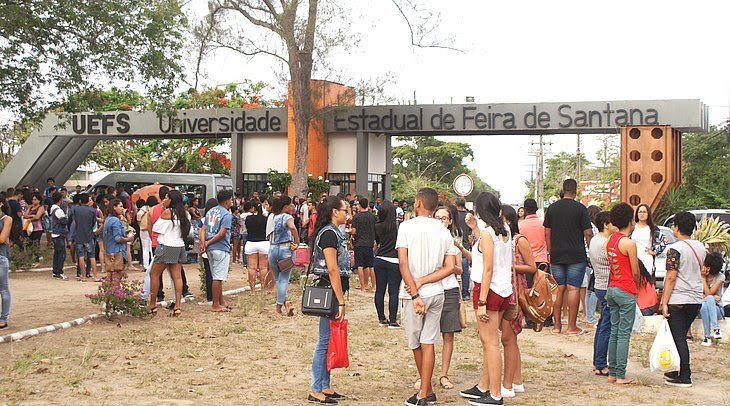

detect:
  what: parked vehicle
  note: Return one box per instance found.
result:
[662,209,730,228]
[89,171,232,206]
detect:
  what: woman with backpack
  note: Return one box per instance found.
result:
[499,205,536,398]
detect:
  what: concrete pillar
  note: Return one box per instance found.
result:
[355,131,369,197]
[384,135,392,200]
[231,133,244,194]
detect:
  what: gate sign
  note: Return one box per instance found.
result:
[453,173,474,197]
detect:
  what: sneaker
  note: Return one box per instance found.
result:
[307,394,337,404]
[388,322,402,329]
[424,393,437,404]
[664,371,679,381]
[468,393,504,405]
[664,377,692,388]
[404,393,428,406]
[59,274,68,280]
[460,385,488,399]
[713,328,723,339]
[701,337,712,347]
[379,319,389,327]
[183,292,195,299]
[512,383,525,393]
[500,385,515,398]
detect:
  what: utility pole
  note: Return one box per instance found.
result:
[529,134,552,210]
[576,134,582,183]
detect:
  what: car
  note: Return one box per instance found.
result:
[662,209,730,228]
[654,225,678,289]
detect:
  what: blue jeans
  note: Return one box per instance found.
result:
[0,256,10,323]
[52,236,66,276]
[606,286,636,379]
[461,256,470,299]
[593,289,610,370]
[700,295,723,338]
[268,243,293,305]
[585,289,598,324]
[551,262,587,287]
[311,316,332,392]
[241,233,248,266]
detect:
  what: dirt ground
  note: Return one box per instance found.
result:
[1,262,729,405]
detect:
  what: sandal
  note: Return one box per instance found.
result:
[593,368,609,376]
[439,376,454,389]
[0,322,8,329]
[170,308,181,317]
[285,300,294,317]
[149,307,158,316]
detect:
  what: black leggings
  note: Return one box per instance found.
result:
[373,257,402,323]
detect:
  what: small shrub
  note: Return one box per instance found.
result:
[86,273,147,318]
[198,260,208,298]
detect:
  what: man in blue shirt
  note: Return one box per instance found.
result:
[200,190,233,312]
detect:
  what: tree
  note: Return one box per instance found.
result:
[391,136,498,202]
[202,0,453,196]
[526,151,590,199]
[655,125,730,222]
[0,0,187,119]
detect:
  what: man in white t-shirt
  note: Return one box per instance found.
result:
[397,188,457,406]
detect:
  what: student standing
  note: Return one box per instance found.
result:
[543,179,592,335]
[307,196,351,404]
[398,188,457,406]
[0,197,13,328]
[589,211,613,377]
[49,192,69,280]
[373,200,401,328]
[605,203,640,385]
[351,198,377,291]
[661,211,705,387]
[268,196,300,316]
[200,190,233,312]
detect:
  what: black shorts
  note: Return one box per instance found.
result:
[354,246,374,268]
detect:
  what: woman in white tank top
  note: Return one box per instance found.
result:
[459,192,512,404]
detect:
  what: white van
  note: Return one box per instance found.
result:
[89,171,232,205]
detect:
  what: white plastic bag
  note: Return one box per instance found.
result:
[632,304,643,333]
[649,319,680,373]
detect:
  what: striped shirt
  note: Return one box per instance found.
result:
[588,233,610,290]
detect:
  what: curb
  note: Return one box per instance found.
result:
[0,285,254,344]
[12,265,76,274]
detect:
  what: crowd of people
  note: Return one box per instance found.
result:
[0,177,725,405]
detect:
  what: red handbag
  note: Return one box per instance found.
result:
[327,319,350,370]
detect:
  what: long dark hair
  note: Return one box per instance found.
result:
[634,203,657,235]
[167,190,191,238]
[250,201,264,218]
[0,196,9,216]
[107,198,122,217]
[204,198,218,212]
[474,192,507,237]
[310,195,343,245]
[377,200,397,235]
[501,204,519,238]
[437,205,462,238]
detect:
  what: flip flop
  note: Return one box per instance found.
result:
[615,378,637,385]
[566,329,587,336]
[212,307,231,313]
[0,322,8,329]
[550,329,562,335]
[439,376,454,389]
[593,368,609,376]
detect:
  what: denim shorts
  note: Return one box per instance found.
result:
[551,262,587,288]
[208,250,230,281]
[75,241,96,259]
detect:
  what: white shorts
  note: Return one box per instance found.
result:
[245,240,270,255]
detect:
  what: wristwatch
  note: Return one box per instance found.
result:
[477,300,487,307]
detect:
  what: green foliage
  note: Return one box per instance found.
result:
[86,273,148,318]
[267,169,293,193]
[391,136,498,202]
[656,127,730,222]
[307,176,329,196]
[0,0,187,119]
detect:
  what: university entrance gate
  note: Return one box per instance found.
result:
[0,80,708,210]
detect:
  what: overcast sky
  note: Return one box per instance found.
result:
[190,0,730,203]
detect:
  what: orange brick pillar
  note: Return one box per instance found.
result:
[287,80,355,187]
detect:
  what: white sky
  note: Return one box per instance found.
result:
[190,0,729,203]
